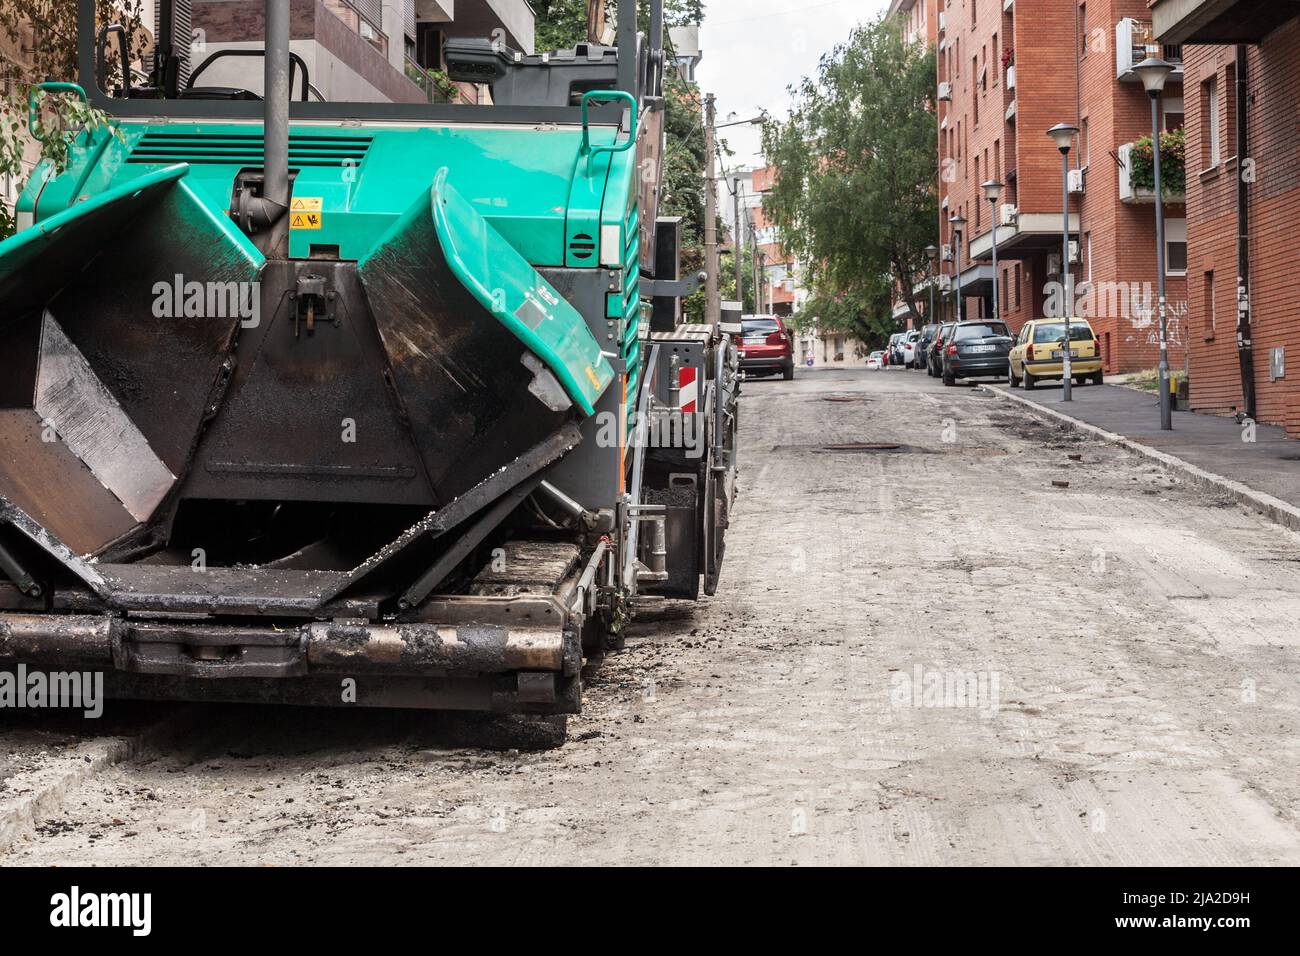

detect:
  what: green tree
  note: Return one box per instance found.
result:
[761,14,937,343]
[1,1,138,238]
[533,1,705,52]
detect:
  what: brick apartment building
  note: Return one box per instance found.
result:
[750,165,799,317]
[890,0,940,46]
[1153,0,1300,437]
[935,0,1190,375]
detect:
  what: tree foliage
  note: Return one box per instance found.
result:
[1129,127,1186,198]
[761,14,936,344]
[532,1,705,52]
[0,1,139,238]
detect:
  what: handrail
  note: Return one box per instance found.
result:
[580,89,638,158]
[27,82,88,140]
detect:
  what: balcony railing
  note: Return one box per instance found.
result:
[1116,19,1183,81]
[405,57,459,104]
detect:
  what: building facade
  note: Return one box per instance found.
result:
[889,0,940,48]
[936,0,1189,375]
[0,16,40,218]
[1153,0,1300,436]
[185,0,534,104]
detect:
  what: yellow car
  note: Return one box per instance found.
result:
[1008,319,1104,390]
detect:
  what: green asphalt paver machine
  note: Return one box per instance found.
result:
[0,0,738,718]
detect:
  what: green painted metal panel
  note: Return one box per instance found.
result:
[360,169,614,416]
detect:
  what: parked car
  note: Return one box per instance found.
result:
[1008,319,1104,390]
[940,320,1013,385]
[737,314,795,380]
[916,323,939,370]
[867,351,884,370]
[901,329,921,368]
[927,322,955,377]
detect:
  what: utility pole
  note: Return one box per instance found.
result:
[733,175,744,307]
[703,93,720,325]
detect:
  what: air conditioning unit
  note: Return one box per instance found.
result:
[939,275,952,291]
[1047,243,1082,275]
[938,81,952,101]
[999,204,1018,226]
[1068,168,1086,194]
[938,11,946,33]
[941,243,954,262]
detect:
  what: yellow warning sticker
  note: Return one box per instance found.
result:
[291,211,323,230]
[291,196,323,212]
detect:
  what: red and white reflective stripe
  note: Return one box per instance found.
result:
[678,367,698,413]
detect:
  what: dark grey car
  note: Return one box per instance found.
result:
[916,323,939,371]
[941,320,1013,385]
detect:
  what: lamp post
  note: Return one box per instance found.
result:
[924,244,939,325]
[982,180,1003,323]
[732,175,745,308]
[703,108,768,324]
[1047,123,1079,401]
[1135,56,1176,430]
[949,213,967,324]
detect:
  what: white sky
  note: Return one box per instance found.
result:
[695,0,891,171]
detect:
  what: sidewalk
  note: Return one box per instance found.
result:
[983,381,1300,529]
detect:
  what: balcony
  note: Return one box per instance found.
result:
[969,213,1080,262]
[1151,0,1298,45]
[1118,140,1187,205]
[434,0,536,54]
[1116,19,1183,82]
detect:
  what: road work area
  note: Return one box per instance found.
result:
[4,368,1300,866]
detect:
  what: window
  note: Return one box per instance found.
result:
[1014,263,1021,307]
[1085,232,1092,282]
[1081,117,1090,166]
[955,322,1010,340]
[742,318,781,335]
[1034,323,1094,343]
[1163,97,1185,132]
[1166,219,1188,275]
[1203,76,1220,167]
[1204,271,1216,338]
[1079,4,1087,56]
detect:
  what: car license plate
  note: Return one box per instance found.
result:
[968,345,996,353]
[743,336,765,345]
[1052,349,1079,359]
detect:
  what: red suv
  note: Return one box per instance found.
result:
[737,315,795,380]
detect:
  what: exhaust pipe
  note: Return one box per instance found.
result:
[262,0,291,256]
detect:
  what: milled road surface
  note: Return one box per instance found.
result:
[5,367,1300,865]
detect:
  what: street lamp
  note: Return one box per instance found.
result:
[982,180,1003,324]
[704,107,768,325]
[1047,123,1079,401]
[1135,55,1176,430]
[924,244,939,325]
[949,213,967,324]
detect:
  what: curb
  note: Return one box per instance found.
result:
[0,706,201,855]
[979,385,1300,537]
